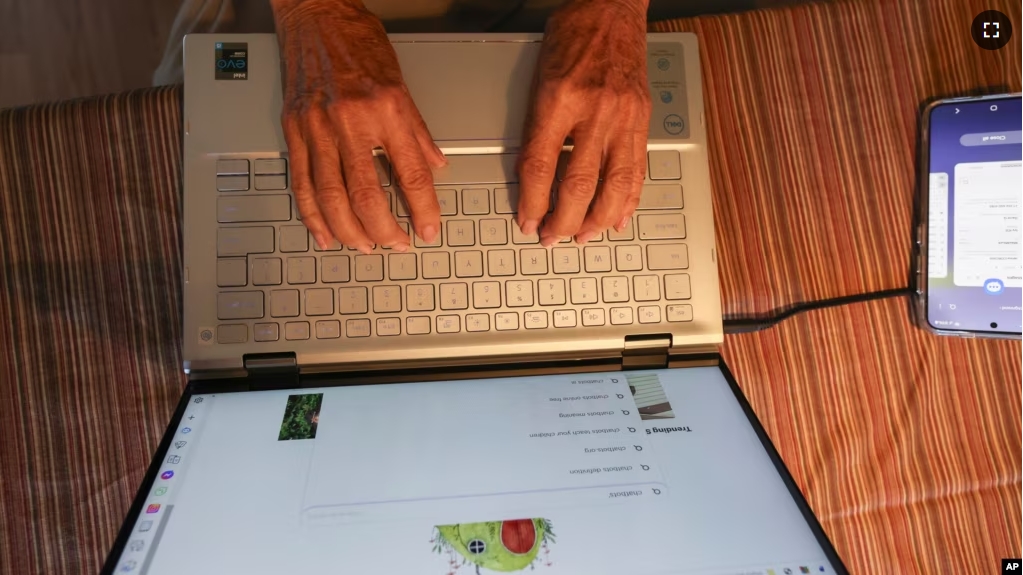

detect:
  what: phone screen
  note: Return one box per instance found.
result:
[926,96,1022,335]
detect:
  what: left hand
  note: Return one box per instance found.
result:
[516,0,651,246]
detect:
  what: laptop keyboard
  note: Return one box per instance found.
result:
[212,151,693,344]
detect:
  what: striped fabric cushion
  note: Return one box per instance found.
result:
[0,1,1019,574]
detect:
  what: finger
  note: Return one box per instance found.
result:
[332,127,409,252]
[305,118,374,252]
[284,116,334,250]
[618,124,650,229]
[576,129,638,243]
[409,104,446,169]
[517,93,571,236]
[541,126,603,245]
[383,120,442,245]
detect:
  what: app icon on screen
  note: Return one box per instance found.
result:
[160,470,174,480]
[145,504,161,514]
[138,521,153,532]
[153,487,167,496]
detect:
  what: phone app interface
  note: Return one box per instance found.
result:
[114,368,837,575]
[927,97,1022,333]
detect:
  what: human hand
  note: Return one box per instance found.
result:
[271,0,447,254]
[516,0,651,246]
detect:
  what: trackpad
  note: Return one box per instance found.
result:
[396,42,540,143]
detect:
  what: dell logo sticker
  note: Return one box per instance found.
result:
[663,114,685,135]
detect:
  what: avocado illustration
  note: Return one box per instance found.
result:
[432,518,556,574]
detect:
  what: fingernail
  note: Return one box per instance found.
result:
[391,242,409,253]
[359,243,374,255]
[615,215,630,232]
[519,218,539,236]
[540,235,562,247]
[421,224,438,244]
[575,230,597,245]
[433,142,446,160]
[315,234,330,251]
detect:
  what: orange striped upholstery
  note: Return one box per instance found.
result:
[0,1,1020,574]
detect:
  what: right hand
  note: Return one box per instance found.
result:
[271,0,447,254]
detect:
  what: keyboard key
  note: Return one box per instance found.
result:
[494,185,518,214]
[473,282,501,309]
[315,320,341,339]
[487,250,516,276]
[583,246,612,273]
[432,153,518,185]
[217,258,247,287]
[638,185,683,210]
[287,257,316,284]
[466,313,490,332]
[520,249,549,275]
[313,237,343,251]
[254,322,280,342]
[455,251,484,278]
[633,275,661,302]
[647,244,689,270]
[524,310,548,329]
[374,155,391,187]
[610,307,634,325]
[553,309,577,328]
[638,305,661,324]
[339,287,369,314]
[437,189,458,216]
[218,291,264,320]
[569,278,598,304]
[437,315,461,333]
[285,321,310,340]
[447,220,475,246]
[217,227,273,257]
[270,289,300,317]
[511,224,539,245]
[251,257,282,286]
[440,283,469,310]
[217,195,291,223]
[396,190,410,217]
[538,279,567,306]
[667,304,694,322]
[665,274,692,300]
[254,158,286,175]
[552,247,580,274]
[601,276,630,303]
[377,317,401,336]
[305,288,334,316]
[217,158,249,175]
[346,318,371,338]
[388,253,417,280]
[354,255,384,282]
[462,188,490,215]
[217,175,249,192]
[321,256,350,283]
[607,218,634,241]
[638,214,686,240]
[615,245,643,271]
[506,280,534,307]
[495,312,519,331]
[648,150,682,180]
[217,324,247,343]
[254,175,287,191]
[582,308,606,326]
[422,252,451,279]
[479,219,508,245]
[407,284,436,312]
[372,285,402,313]
[279,226,309,252]
[407,316,431,335]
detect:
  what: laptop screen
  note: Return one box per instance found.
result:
[112,367,839,575]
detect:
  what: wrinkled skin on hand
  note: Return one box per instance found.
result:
[516,0,651,246]
[271,0,446,254]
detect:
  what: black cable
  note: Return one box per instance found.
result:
[722,287,916,334]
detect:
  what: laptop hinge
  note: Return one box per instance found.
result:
[243,352,299,390]
[622,334,671,370]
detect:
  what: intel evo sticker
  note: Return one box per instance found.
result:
[215,42,248,80]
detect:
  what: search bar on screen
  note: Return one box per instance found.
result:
[960,131,1023,146]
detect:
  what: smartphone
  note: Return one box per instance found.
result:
[915,93,1021,339]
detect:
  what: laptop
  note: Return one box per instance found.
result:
[102,33,848,574]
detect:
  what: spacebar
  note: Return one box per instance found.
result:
[432,154,518,185]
